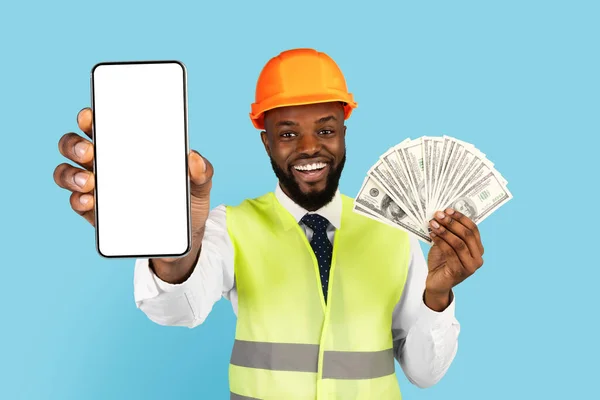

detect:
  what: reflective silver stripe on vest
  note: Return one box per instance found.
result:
[322,348,395,379]
[231,340,319,372]
[230,340,394,379]
[230,392,260,400]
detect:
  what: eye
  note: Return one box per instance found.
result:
[319,129,334,135]
[280,131,297,138]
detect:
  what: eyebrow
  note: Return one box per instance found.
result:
[274,115,338,127]
[315,115,337,124]
[275,120,299,127]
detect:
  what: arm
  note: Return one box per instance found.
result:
[392,235,460,388]
[54,108,231,327]
[133,205,235,328]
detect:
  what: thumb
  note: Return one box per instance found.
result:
[188,150,213,198]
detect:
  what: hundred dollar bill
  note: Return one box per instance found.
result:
[422,137,435,217]
[450,146,509,188]
[436,144,488,214]
[368,157,421,226]
[441,168,513,225]
[430,136,458,215]
[445,157,502,210]
[422,137,444,218]
[436,147,470,215]
[395,139,427,225]
[432,136,487,216]
[430,137,444,215]
[368,159,404,204]
[354,202,380,219]
[430,136,451,197]
[354,176,432,243]
[430,136,447,203]
[378,146,424,226]
[431,139,470,218]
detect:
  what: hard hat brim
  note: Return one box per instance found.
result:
[249,92,357,130]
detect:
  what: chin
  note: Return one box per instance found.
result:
[270,153,346,211]
[297,181,328,194]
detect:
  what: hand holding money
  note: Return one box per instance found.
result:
[424,207,485,311]
[354,135,512,244]
[354,135,511,310]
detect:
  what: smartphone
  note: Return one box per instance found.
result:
[90,61,191,258]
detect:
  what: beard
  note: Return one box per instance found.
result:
[270,152,346,211]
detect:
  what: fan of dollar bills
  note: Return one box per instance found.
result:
[354,136,512,244]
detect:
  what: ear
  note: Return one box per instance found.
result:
[342,125,347,138]
[260,130,271,157]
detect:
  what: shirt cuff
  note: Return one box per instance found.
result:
[133,249,204,305]
[416,292,457,331]
[150,261,195,293]
[133,258,161,305]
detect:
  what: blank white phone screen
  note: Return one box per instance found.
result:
[92,62,190,258]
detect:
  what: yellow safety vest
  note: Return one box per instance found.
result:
[226,192,411,399]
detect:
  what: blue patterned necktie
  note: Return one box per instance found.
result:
[301,213,333,303]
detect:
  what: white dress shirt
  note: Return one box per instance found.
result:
[133,184,460,388]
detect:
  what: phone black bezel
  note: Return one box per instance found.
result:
[90,60,192,259]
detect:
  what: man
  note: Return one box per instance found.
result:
[55,48,485,399]
[381,194,408,224]
[451,197,477,219]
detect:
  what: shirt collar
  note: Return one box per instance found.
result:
[274,182,342,229]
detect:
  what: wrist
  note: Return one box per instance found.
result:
[424,289,452,312]
[150,237,202,284]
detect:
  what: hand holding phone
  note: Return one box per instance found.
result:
[54,61,214,263]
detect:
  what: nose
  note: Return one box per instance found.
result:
[296,132,321,155]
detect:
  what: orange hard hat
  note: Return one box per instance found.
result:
[249,48,358,129]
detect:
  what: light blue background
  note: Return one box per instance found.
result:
[1,0,597,398]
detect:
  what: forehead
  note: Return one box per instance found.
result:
[265,102,344,127]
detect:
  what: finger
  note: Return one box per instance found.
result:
[58,132,94,171]
[430,233,466,281]
[70,190,96,226]
[188,150,214,199]
[53,163,95,193]
[77,107,93,139]
[445,208,484,256]
[433,210,482,262]
[430,218,480,274]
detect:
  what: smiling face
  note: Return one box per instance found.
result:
[260,102,347,211]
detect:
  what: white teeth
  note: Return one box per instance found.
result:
[294,162,327,171]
